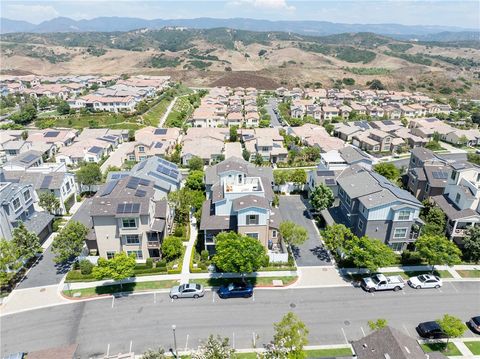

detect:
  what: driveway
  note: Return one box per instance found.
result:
[278,195,332,267]
[16,199,93,289]
[266,98,283,127]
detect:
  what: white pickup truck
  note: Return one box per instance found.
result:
[361,274,405,292]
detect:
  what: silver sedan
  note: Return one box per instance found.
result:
[169,283,205,299]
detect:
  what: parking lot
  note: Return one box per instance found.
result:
[278,195,332,267]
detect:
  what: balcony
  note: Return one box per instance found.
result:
[147,241,160,248]
[225,177,263,194]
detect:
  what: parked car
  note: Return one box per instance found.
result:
[170,283,205,299]
[416,321,446,339]
[408,274,442,289]
[469,316,480,333]
[218,282,253,299]
[361,274,405,292]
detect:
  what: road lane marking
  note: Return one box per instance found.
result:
[252,292,255,302]
[360,326,366,337]
[154,292,156,304]
[233,332,235,349]
[450,282,459,293]
[212,292,215,303]
[403,324,411,336]
[185,334,189,351]
[341,327,348,344]
[129,341,133,353]
[106,344,110,356]
[111,296,115,308]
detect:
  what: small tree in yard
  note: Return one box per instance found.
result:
[415,235,462,272]
[321,224,355,256]
[12,223,41,260]
[279,221,308,246]
[38,191,61,214]
[213,232,268,273]
[436,314,467,350]
[161,236,183,261]
[368,319,388,331]
[373,162,400,183]
[346,236,397,272]
[273,312,309,359]
[185,170,205,191]
[76,162,102,192]
[254,153,264,166]
[192,335,235,359]
[463,227,480,263]
[92,252,136,287]
[421,206,446,236]
[52,221,89,263]
[188,156,204,171]
[229,126,238,142]
[310,184,334,212]
[0,239,21,286]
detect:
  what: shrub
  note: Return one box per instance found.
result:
[65,270,95,282]
[52,218,63,232]
[201,250,209,261]
[174,226,184,238]
[145,258,153,269]
[401,250,423,265]
[157,259,167,267]
[73,261,80,270]
[162,236,184,261]
[79,259,94,275]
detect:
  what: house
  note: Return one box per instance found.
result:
[27,129,77,149]
[1,169,77,215]
[0,182,53,242]
[408,118,454,139]
[351,326,446,359]
[181,128,227,166]
[224,142,243,159]
[408,147,448,169]
[287,124,345,152]
[407,164,451,201]
[3,150,44,171]
[89,176,172,260]
[333,123,364,142]
[56,139,112,166]
[322,165,423,251]
[242,128,288,164]
[0,137,32,164]
[393,128,428,149]
[322,105,340,120]
[352,129,394,153]
[200,158,285,262]
[432,161,480,244]
[444,129,480,147]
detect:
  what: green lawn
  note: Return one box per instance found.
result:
[164,96,194,128]
[194,276,298,288]
[464,341,480,355]
[233,348,352,359]
[37,112,142,130]
[142,97,172,126]
[63,280,178,298]
[457,270,480,278]
[420,342,462,356]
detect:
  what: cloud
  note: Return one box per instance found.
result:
[229,0,295,11]
[4,4,59,23]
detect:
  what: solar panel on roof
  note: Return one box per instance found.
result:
[117,203,140,214]
[383,120,394,125]
[101,180,118,196]
[325,178,336,185]
[131,203,140,213]
[154,128,167,135]
[89,146,103,154]
[136,160,147,171]
[126,177,140,189]
[111,174,120,180]
[40,175,53,189]
[44,131,60,138]
[432,171,448,180]
[317,170,335,176]
[138,178,150,186]
[135,189,146,197]
[154,142,163,148]
[20,153,38,163]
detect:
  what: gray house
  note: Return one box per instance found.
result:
[322,165,423,251]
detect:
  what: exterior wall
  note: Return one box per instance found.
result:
[237,224,269,247]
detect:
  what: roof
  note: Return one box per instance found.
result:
[200,199,237,230]
[130,156,181,195]
[23,211,54,236]
[1,171,71,191]
[339,146,371,165]
[5,150,43,167]
[352,326,445,359]
[26,344,78,359]
[432,194,480,220]
[205,157,273,186]
[232,195,269,211]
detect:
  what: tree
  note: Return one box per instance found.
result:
[192,335,235,359]
[373,163,400,183]
[310,184,334,212]
[92,252,136,282]
[436,314,466,350]
[56,100,71,115]
[0,239,21,286]
[463,227,480,263]
[38,191,61,214]
[38,96,50,110]
[346,236,397,272]
[229,126,238,142]
[161,236,183,261]
[141,348,167,359]
[12,223,41,260]
[242,149,251,161]
[321,224,355,256]
[254,153,264,166]
[290,169,307,189]
[188,156,204,171]
[76,162,102,192]
[185,170,205,191]
[273,312,309,359]
[415,235,462,271]
[279,221,308,246]
[368,319,388,331]
[51,221,89,263]
[421,206,446,236]
[367,79,385,90]
[213,232,268,273]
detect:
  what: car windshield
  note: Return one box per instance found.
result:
[228,283,234,290]
[418,275,427,282]
[179,285,185,291]
[372,276,380,284]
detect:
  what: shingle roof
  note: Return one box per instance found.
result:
[2,171,70,190]
[232,195,269,211]
[432,194,480,220]
[200,199,237,230]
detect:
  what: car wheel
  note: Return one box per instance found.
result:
[394,286,401,292]
[369,288,375,293]
[435,285,440,289]
[416,285,421,289]
[172,295,178,299]
[193,294,199,299]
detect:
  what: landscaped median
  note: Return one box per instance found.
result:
[420,342,462,357]
[456,269,480,278]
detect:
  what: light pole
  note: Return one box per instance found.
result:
[172,324,178,358]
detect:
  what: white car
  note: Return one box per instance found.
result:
[408,274,442,289]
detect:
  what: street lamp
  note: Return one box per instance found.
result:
[172,324,178,358]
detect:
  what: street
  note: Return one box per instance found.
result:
[266,98,283,128]
[2,282,478,358]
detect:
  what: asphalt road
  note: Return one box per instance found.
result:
[279,195,332,266]
[1,282,479,358]
[392,152,467,169]
[266,98,283,128]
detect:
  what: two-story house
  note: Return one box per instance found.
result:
[89,176,172,261]
[200,158,285,262]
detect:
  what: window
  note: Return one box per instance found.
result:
[126,250,143,259]
[124,234,140,245]
[477,173,480,182]
[398,210,411,221]
[138,146,145,153]
[23,190,31,202]
[106,251,116,259]
[389,242,404,251]
[65,181,71,192]
[246,214,259,225]
[451,170,457,181]
[122,218,137,228]
[393,228,408,239]
[339,187,345,197]
[358,219,364,231]
[455,193,461,204]
[246,233,259,239]
[129,155,135,161]
[425,183,430,193]
[272,230,277,238]
[345,195,352,206]
[373,145,380,152]
[12,198,21,211]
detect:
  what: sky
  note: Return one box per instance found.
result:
[1,0,479,29]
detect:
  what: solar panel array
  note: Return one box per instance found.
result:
[157,165,179,179]
[383,120,394,125]
[20,153,38,163]
[117,203,140,214]
[101,180,118,196]
[154,142,163,148]
[89,146,103,154]
[354,121,370,130]
[110,173,128,180]
[157,157,177,169]
[432,171,448,180]
[135,189,146,197]
[138,178,150,186]
[325,178,336,185]
[317,170,335,176]
[126,177,140,189]
[44,131,60,138]
[40,175,53,189]
[136,160,147,171]
[154,128,167,135]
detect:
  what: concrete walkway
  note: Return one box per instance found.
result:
[158,96,178,127]
[0,285,69,315]
[179,214,197,284]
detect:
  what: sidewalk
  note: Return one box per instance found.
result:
[158,96,178,127]
[0,285,69,315]
[179,214,197,284]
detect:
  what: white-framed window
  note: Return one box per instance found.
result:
[12,197,21,211]
[358,219,364,231]
[246,233,259,239]
[389,242,404,251]
[122,218,137,229]
[138,146,145,153]
[127,250,143,259]
[272,230,277,238]
[124,234,140,245]
[397,210,411,221]
[373,145,380,151]
[393,227,408,239]
[106,251,116,259]
[129,155,135,161]
[23,190,31,202]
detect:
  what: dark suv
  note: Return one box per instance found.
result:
[416,321,446,339]
[218,282,253,299]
